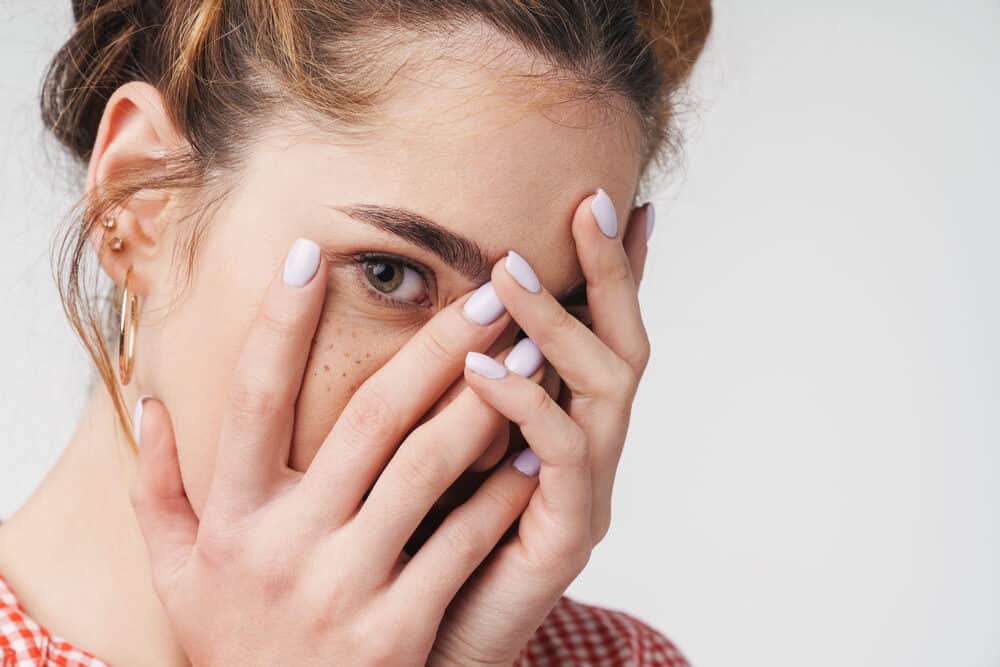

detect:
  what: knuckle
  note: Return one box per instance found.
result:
[342,385,398,444]
[549,305,580,339]
[421,325,460,365]
[632,336,652,374]
[195,524,240,571]
[561,424,589,467]
[526,382,555,420]
[442,521,488,565]
[256,307,298,340]
[360,616,424,665]
[243,543,296,602]
[481,483,523,517]
[395,440,450,491]
[227,375,281,424]
[596,257,633,288]
[605,358,639,401]
[549,537,593,579]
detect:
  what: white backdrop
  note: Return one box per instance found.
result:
[1,2,997,666]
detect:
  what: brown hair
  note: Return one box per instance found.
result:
[42,0,712,444]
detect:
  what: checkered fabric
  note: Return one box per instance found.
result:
[0,577,106,667]
[515,596,690,667]
[1,574,685,666]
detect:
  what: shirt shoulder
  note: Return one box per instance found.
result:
[515,595,690,666]
[0,574,109,667]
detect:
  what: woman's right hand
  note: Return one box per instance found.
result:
[129,238,544,666]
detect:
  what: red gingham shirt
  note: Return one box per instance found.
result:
[0,574,688,666]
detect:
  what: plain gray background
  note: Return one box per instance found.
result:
[2,2,997,666]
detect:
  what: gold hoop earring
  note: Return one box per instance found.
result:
[118,266,139,385]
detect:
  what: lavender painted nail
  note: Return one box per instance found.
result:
[505,250,541,293]
[465,351,508,379]
[591,187,618,238]
[283,238,321,287]
[463,282,506,325]
[512,448,541,477]
[505,338,544,377]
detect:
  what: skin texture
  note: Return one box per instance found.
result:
[0,31,650,666]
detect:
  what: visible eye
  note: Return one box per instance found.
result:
[358,255,430,307]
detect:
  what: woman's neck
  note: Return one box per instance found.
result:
[0,383,188,666]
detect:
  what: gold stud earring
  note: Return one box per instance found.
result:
[118,265,139,385]
[102,217,116,230]
[109,236,124,251]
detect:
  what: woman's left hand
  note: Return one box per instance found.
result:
[426,190,655,666]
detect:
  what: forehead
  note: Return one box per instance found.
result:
[256,26,643,295]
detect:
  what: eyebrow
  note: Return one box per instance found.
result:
[329,202,586,302]
[330,203,493,284]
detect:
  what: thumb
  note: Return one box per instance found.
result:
[130,395,198,597]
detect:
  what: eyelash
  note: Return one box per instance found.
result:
[352,252,435,310]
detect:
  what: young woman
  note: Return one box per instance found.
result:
[0,1,711,665]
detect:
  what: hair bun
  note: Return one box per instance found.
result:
[635,0,713,86]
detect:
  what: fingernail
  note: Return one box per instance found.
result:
[645,202,656,241]
[505,250,541,293]
[505,338,544,377]
[591,187,618,238]
[513,448,541,477]
[283,238,321,287]
[132,394,153,445]
[465,351,508,379]
[463,282,506,325]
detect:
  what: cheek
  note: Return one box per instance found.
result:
[287,312,413,471]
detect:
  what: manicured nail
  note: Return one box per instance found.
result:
[505,250,541,293]
[505,338,544,377]
[463,282,506,325]
[645,202,656,241]
[591,187,618,238]
[283,238,321,287]
[513,448,541,477]
[465,352,508,379]
[132,394,153,445]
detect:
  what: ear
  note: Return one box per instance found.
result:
[86,81,186,291]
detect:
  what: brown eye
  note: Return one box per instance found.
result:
[364,260,403,292]
[360,258,429,304]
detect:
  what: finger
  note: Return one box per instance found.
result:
[299,283,511,526]
[624,202,652,288]
[571,189,650,376]
[392,448,538,614]
[129,396,198,598]
[355,339,545,562]
[462,352,591,528]
[490,249,628,402]
[210,238,327,514]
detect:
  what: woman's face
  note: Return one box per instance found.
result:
[134,41,644,513]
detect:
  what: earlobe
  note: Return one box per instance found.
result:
[86,81,185,287]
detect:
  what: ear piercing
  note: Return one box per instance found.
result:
[103,217,124,252]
